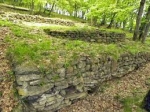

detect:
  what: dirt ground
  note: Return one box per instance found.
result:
[0,27,17,112]
[59,63,150,112]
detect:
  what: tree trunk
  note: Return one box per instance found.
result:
[129,15,134,32]
[139,6,150,43]
[12,0,17,8]
[93,18,97,26]
[49,2,55,16]
[30,0,34,14]
[81,11,85,19]
[139,20,146,40]
[119,22,122,28]
[107,0,119,28]
[74,2,78,17]
[132,0,146,41]
[19,0,22,6]
[91,16,93,26]
[38,4,42,13]
[115,22,119,28]
[107,13,116,28]
[100,15,106,26]
[141,22,150,43]
[123,20,127,30]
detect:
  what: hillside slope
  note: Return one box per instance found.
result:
[0,10,150,112]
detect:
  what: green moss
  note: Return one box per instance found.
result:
[52,74,60,81]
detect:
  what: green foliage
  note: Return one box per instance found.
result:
[1,0,144,33]
[58,0,86,16]
[120,95,145,112]
[86,0,140,29]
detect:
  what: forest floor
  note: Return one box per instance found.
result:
[59,63,150,112]
[0,27,17,112]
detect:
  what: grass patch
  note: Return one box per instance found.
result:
[0,20,12,27]
[1,19,150,68]
[120,95,146,112]
[100,26,133,38]
[42,24,96,32]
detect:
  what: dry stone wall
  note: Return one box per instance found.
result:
[0,12,75,26]
[13,52,150,112]
[44,30,126,43]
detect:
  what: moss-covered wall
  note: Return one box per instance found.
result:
[13,52,150,112]
[44,30,126,43]
[0,12,75,26]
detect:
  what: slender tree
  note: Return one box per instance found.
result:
[107,13,116,28]
[139,6,150,43]
[133,0,146,41]
[100,15,106,25]
[48,0,56,16]
[30,0,34,14]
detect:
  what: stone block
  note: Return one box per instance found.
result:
[16,74,41,82]
[29,80,41,86]
[57,68,65,74]
[14,63,39,75]
[55,83,68,90]
[60,90,66,96]
[44,102,61,111]
[76,84,84,92]
[66,67,74,74]
[78,62,86,68]
[17,83,54,97]
[65,92,87,100]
